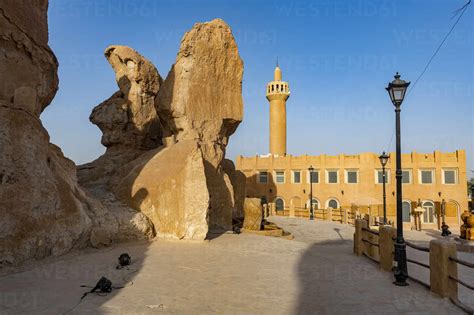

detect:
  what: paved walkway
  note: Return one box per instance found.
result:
[0,217,467,314]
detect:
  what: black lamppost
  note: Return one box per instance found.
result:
[471,176,474,213]
[379,152,390,225]
[309,165,314,220]
[386,72,410,286]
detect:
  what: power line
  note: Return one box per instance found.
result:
[383,0,471,153]
[406,0,471,97]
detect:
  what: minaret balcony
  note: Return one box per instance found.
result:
[266,80,290,98]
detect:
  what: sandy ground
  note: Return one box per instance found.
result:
[0,216,470,315]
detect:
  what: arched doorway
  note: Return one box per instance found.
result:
[291,196,302,208]
[305,198,320,210]
[402,201,411,222]
[445,200,460,224]
[422,201,435,223]
[326,198,339,209]
[291,196,302,217]
[275,197,285,212]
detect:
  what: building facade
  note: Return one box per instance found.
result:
[236,151,468,229]
[235,66,468,229]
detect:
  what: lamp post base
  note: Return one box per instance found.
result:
[393,239,409,286]
[393,280,409,287]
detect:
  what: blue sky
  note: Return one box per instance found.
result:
[43,0,473,174]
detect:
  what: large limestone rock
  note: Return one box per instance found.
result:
[81,19,244,241]
[114,140,209,240]
[156,19,244,231]
[0,0,91,264]
[242,198,263,231]
[0,1,154,264]
[78,45,162,187]
[222,159,246,218]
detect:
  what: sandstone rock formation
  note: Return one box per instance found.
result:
[115,140,209,240]
[156,19,244,231]
[0,1,154,264]
[242,198,263,231]
[78,45,163,187]
[0,0,91,264]
[0,0,245,263]
[83,19,244,240]
[222,159,246,218]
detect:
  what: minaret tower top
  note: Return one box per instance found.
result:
[266,64,290,156]
[266,65,290,101]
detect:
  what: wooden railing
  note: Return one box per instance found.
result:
[354,218,473,314]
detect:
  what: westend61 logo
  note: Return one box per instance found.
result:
[154,28,277,46]
[50,0,161,17]
[276,54,398,72]
[0,291,39,311]
[274,0,397,17]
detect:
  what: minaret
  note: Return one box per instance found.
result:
[266,63,290,156]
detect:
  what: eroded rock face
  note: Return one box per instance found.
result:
[81,19,244,241]
[92,46,162,150]
[0,2,154,264]
[243,198,263,231]
[114,140,209,240]
[156,18,244,231]
[222,159,246,219]
[79,46,163,187]
[0,1,91,264]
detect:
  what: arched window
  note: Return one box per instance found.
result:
[422,201,435,223]
[275,198,284,211]
[306,198,319,210]
[327,199,339,209]
[402,201,411,222]
[271,84,274,92]
[276,84,279,92]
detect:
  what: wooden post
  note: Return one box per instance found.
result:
[429,239,458,299]
[354,219,367,256]
[379,225,396,271]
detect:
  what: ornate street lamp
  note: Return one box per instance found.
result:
[378,151,390,225]
[308,165,314,220]
[386,72,410,286]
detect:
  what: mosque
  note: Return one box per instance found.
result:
[235,65,468,230]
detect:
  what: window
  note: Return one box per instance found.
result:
[327,199,339,209]
[326,170,338,184]
[306,198,319,210]
[307,170,319,183]
[275,171,285,184]
[422,201,435,223]
[402,201,411,222]
[345,169,358,184]
[275,198,284,211]
[443,169,457,184]
[258,171,268,183]
[292,170,301,184]
[376,170,390,184]
[419,170,434,184]
[402,170,412,184]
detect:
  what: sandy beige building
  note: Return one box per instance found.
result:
[236,66,468,230]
